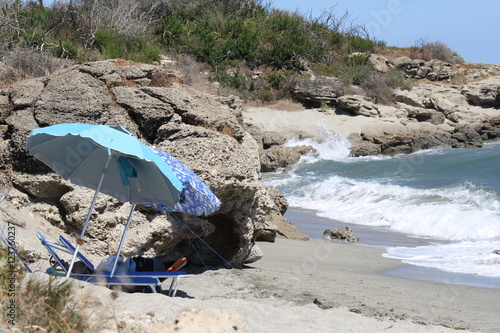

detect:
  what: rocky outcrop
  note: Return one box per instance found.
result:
[292,76,343,107]
[323,227,359,243]
[0,59,300,267]
[259,145,314,172]
[337,95,379,117]
[391,57,454,81]
[461,76,500,107]
[370,55,500,82]
[262,56,500,160]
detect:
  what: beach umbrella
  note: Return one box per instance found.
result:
[27,123,183,277]
[150,147,221,216]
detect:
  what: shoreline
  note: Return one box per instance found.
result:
[284,206,500,291]
[248,238,500,333]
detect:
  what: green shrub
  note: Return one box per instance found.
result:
[260,13,314,69]
[20,27,45,48]
[346,36,378,53]
[267,71,289,90]
[94,26,124,59]
[154,4,366,72]
[187,14,229,68]
[385,69,413,90]
[309,63,337,76]
[17,6,55,48]
[224,17,259,66]
[94,25,162,63]
[54,40,79,59]
[212,70,249,90]
[126,38,163,63]
[333,54,372,85]
[155,16,186,48]
[266,70,295,99]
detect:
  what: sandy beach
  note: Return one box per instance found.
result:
[25,233,498,332]
[244,238,500,333]
[242,105,452,141]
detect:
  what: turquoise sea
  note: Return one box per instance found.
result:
[263,127,500,283]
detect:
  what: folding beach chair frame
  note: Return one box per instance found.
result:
[57,235,187,297]
[38,232,187,296]
[37,232,163,292]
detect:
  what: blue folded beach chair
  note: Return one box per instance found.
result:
[57,235,188,296]
[38,232,188,296]
[60,235,188,295]
[37,232,162,293]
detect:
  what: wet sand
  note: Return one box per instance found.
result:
[285,207,500,291]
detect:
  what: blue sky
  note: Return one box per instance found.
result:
[270,0,500,64]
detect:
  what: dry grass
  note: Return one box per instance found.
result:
[449,71,469,86]
[111,59,139,67]
[149,69,184,87]
[0,49,73,87]
[169,54,215,94]
[379,42,464,64]
[378,47,414,59]
[0,250,93,332]
[220,125,237,138]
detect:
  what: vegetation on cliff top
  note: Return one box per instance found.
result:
[0,0,462,103]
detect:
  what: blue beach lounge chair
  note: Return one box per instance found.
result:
[37,232,162,293]
[38,232,188,296]
[58,235,188,296]
[58,234,188,296]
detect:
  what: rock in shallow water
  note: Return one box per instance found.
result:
[323,226,359,243]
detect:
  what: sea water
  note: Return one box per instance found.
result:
[263,126,500,279]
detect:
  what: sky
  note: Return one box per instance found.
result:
[270,0,500,65]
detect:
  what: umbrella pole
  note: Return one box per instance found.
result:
[109,204,136,277]
[66,153,113,278]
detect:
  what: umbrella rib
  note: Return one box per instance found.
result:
[27,135,67,151]
[154,167,176,206]
[68,148,109,181]
[134,168,176,206]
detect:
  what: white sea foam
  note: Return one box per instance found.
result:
[265,131,500,277]
[267,130,500,241]
[283,122,352,162]
[283,176,500,240]
[384,241,500,277]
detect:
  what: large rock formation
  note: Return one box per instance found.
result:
[0,59,295,267]
[250,56,500,170]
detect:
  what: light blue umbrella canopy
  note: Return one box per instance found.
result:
[27,123,183,277]
[27,123,182,206]
[150,147,221,216]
